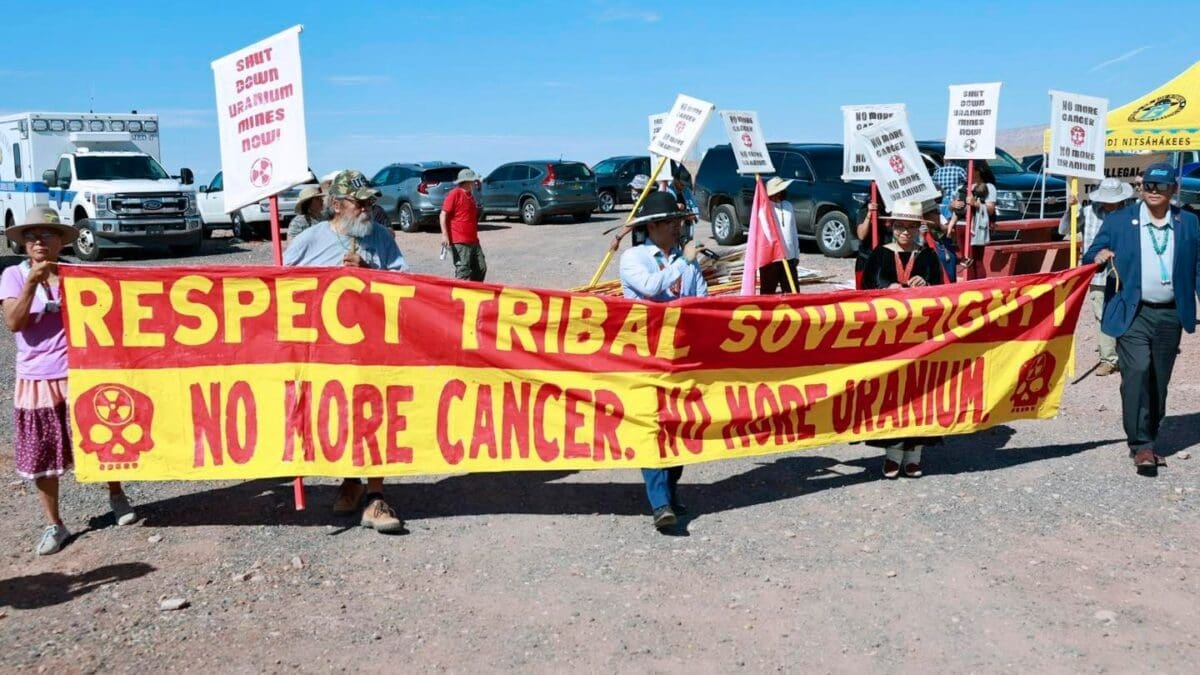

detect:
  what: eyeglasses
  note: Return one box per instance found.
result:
[340,197,376,208]
[1143,182,1173,194]
[22,231,61,242]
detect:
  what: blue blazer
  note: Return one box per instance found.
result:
[1082,203,1200,337]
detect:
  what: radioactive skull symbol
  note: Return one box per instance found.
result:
[1010,353,1057,414]
[74,384,156,470]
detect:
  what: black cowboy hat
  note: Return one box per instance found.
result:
[628,190,691,228]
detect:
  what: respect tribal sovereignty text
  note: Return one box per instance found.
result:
[59,264,1092,481]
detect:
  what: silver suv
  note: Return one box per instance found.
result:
[479,161,598,225]
[370,162,469,232]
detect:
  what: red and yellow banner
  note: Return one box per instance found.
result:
[59,264,1092,482]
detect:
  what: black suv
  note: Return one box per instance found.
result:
[695,143,869,257]
[592,155,651,213]
[916,142,1068,221]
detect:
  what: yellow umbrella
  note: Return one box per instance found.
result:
[1106,59,1200,151]
[1040,59,1200,153]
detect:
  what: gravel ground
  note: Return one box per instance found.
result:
[1,211,1198,673]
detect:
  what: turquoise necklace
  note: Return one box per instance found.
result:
[1147,224,1172,285]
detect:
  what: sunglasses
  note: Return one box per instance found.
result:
[23,231,61,242]
[341,197,376,208]
[1143,182,1173,194]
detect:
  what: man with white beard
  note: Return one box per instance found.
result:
[284,169,407,533]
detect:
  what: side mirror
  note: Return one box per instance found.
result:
[42,169,58,187]
[197,185,208,193]
[180,168,194,185]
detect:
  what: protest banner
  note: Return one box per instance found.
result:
[1105,153,1169,183]
[648,112,671,181]
[61,263,1090,482]
[841,104,905,180]
[1048,90,1110,270]
[945,82,1001,160]
[211,26,310,213]
[854,113,940,210]
[649,94,715,163]
[719,110,775,174]
[213,25,313,507]
[1047,90,1109,182]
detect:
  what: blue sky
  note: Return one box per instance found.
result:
[1,0,1194,183]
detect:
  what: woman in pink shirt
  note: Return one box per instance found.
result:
[2,207,136,555]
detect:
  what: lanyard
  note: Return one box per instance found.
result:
[892,250,917,286]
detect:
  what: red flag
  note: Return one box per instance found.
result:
[740,175,789,295]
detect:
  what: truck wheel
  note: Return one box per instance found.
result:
[815,211,853,258]
[711,203,744,246]
[597,191,616,213]
[398,203,419,233]
[231,213,251,240]
[73,220,103,262]
[520,197,543,225]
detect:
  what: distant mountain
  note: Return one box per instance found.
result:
[996,125,1049,159]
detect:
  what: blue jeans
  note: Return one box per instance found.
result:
[641,467,683,510]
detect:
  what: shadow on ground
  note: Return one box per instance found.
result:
[139,426,1120,528]
[0,562,155,610]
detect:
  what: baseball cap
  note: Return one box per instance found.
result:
[1142,162,1178,184]
[329,170,382,201]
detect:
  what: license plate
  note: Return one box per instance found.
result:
[147,225,163,235]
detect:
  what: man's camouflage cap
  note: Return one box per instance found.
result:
[329,170,382,200]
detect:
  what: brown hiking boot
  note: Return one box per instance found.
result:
[361,498,404,533]
[1134,450,1158,476]
[1096,362,1117,376]
[332,481,366,515]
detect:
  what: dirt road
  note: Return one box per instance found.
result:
[1,211,1197,673]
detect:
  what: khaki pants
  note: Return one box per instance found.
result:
[1089,286,1117,366]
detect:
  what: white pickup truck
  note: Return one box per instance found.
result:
[0,112,202,260]
[197,170,317,240]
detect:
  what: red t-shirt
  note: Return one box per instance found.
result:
[442,187,480,245]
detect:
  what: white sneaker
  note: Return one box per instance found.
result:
[36,524,70,555]
[109,493,137,526]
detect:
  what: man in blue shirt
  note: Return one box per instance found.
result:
[619,191,709,529]
[284,169,407,531]
[1084,163,1200,476]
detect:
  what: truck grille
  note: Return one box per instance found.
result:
[109,192,190,215]
[1007,189,1068,218]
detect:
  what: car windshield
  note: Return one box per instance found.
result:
[592,159,622,175]
[76,155,170,180]
[986,149,1026,175]
[554,163,593,181]
[423,167,464,183]
[804,151,843,180]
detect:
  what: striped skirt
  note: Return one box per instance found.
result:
[13,378,73,480]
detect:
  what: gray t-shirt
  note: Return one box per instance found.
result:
[1138,203,1175,303]
[283,220,407,271]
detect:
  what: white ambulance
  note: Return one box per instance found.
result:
[0,112,202,260]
